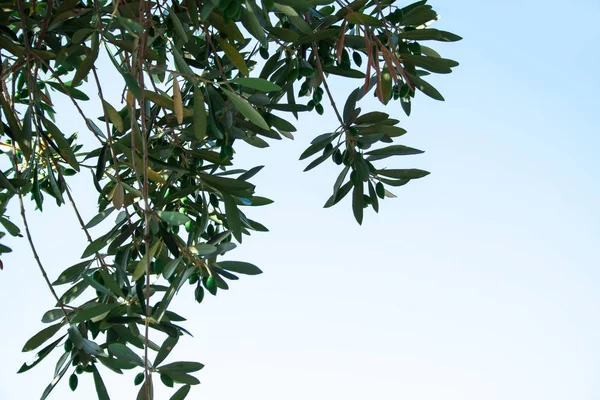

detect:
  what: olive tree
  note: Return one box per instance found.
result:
[0,0,460,398]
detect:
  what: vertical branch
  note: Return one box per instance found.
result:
[133,0,153,396]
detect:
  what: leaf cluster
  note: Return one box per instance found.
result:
[0,0,459,397]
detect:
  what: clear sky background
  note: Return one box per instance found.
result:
[1,0,599,399]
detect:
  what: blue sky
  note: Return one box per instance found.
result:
[1,0,599,399]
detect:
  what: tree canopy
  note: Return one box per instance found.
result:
[0,0,460,398]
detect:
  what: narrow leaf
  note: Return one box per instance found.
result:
[22,323,63,352]
[217,261,262,275]
[170,385,191,400]
[157,211,190,225]
[222,89,270,130]
[173,75,183,125]
[222,194,242,242]
[193,86,207,140]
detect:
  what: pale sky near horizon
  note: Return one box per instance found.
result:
[1,1,599,399]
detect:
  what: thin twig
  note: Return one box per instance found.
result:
[31,55,106,146]
[311,43,351,136]
[11,144,71,323]
[40,132,110,269]
[135,0,153,396]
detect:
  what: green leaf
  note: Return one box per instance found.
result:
[158,361,204,374]
[58,280,89,305]
[207,230,232,246]
[92,365,111,400]
[378,177,410,187]
[322,65,365,78]
[170,385,191,400]
[343,88,360,124]
[17,335,65,373]
[22,322,63,352]
[268,103,311,113]
[376,169,430,179]
[0,95,30,160]
[109,343,144,366]
[295,28,340,44]
[368,181,379,213]
[82,338,106,357]
[81,236,108,258]
[240,3,267,48]
[0,216,21,236]
[304,143,340,172]
[81,273,118,298]
[365,145,424,161]
[274,0,331,10]
[247,196,273,206]
[354,111,389,125]
[162,258,183,280]
[154,335,180,368]
[161,373,174,387]
[333,165,350,197]
[217,261,262,275]
[39,347,71,400]
[41,118,80,171]
[266,114,296,132]
[401,4,438,26]
[170,8,188,43]
[53,260,92,285]
[172,44,195,79]
[299,133,337,160]
[438,30,463,42]
[420,45,441,58]
[207,12,246,43]
[137,375,154,400]
[222,194,242,242]
[189,244,218,256]
[102,100,125,132]
[72,49,98,86]
[70,303,120,324]
[238,165,265,181]
[99,269,126,299]
[41,309,65,324]
[164,372,200,385]
[133,240,162,282]
[230,78,282,92]
[399,28,443,41]
[352,182,364,225]
[401,53,458,74]
[117,17,144,36]
[157,211,191,225]
[324,181,353,208]
[216,37,248,76]
[200,173,255,195]
[0,170,16,194]
[222,89,270,130]
[407,72,445,101]
[265,27,299,42]
[193,86,207,141]
[47,82,90,100]
[45,155,64,205]
[345,12,383,27]
[84,207,115,229]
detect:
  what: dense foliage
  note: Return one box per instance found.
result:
[0,0,459,398]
